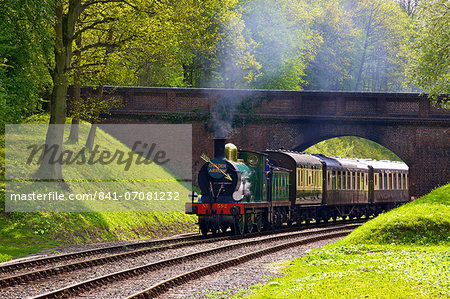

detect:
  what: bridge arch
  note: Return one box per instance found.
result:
[293,135,407,165]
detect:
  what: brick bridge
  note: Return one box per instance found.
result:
[80,87,450,197]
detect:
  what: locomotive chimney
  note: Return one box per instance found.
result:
[213,137,226,159]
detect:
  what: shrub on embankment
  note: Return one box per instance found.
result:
[343,184,450,246]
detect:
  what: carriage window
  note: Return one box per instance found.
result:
[364,173,367,190]
[401,173,404,190]
[355,172,359,190]
[374,173,377,190]
[402,173,405,189]
[328,171,331,189]
[385,173,389,190]
[351,172,355,190]
[387,173,391,190]
[405,174,408,189]
[389,173,392,189]
[303,169,306,187]
[393,173,395,190]
[394,173,398,189]
[347,172,350,189]
[336,171,341,190]
[342,172,346,190]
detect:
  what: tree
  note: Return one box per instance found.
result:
[35,0,150,182]
[347,0,411,91]
[395,0,420,16]
[66,1,140,144]
[304,0,358,90]
[0,0,53,130]
[407,0,449,103]
[242,0,321,90]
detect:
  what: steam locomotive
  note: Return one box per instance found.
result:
[186,138,409,235]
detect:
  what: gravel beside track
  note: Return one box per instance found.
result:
[163,236,343,299]
[78,230,351,298]
[0,225,354,298]
[0,233,200,277]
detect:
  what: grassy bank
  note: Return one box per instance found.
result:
[305,136,402,161]
[241,184,450,298]
[0,114,196,262]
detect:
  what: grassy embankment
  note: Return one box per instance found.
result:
[0,114,196,262]
[305,136,402,161]
[241,184,450,298]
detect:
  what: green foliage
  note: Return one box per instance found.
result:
[344,184,450,245]
[243,0,321,90]
[348,0,412,91]
[305,136,402,161]
[74,92,123,123]
[407,0,450,103]
[304,1,357,90]
[0,0,53,129]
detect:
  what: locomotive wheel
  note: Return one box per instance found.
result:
[234,215,245,235]
[220,224,229,234]
[200,223,209,236]
[254,214,262,232]
[287,219,293,227]
[274,212,282,229]
[245,213,253,233]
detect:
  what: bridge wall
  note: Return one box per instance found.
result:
[79,87,450,197]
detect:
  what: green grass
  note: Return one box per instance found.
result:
[240,184,450,298]
[305,136,402,161]
[241,245,449,298]
[345,184,449,246]
[0,114,197,262]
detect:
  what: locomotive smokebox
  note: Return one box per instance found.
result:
[214,137,226,159]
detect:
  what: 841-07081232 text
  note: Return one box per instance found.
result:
[9,191,180,201]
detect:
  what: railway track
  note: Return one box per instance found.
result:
[0,234,231,287]
[128,229,349,299]
[0,232,200,275]
[25,224,357,299]
[0,217,365,278]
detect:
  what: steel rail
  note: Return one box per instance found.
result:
[0,235,230,288]
[0,233,200,274]
[0,218,366,276]
[128,229,351,299]
[31,224,358,299]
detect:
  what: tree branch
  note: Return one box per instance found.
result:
[73,42,119,55]
[73,17,117,40]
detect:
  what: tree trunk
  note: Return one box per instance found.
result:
[85,123,97,150]
[85,85,103,150]
[67,34,82,144]
[355,7,376,91]
[67,82,80,144]
[35,3,67,183]
[355,34,369,91]
[35,1,80,188]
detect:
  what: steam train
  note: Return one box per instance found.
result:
[186,138,409,235]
